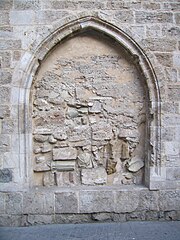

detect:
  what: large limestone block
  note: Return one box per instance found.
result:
[81,167,107,185]
[55,192,78,213]
[53,147,77,160]
[79,190,114,213]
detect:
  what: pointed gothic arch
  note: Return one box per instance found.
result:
[12,16,162,189]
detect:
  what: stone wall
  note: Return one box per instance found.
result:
[0,0,180,226]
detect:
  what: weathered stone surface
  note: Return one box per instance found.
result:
[43,172,55,186]
[166,167,180,180]
[0,193,5,214]
[138,190,159,211]
[0,11,10,25]
[34,134,48,142]
[52,161,75,172]
[0,169,12,182]
[32,33,147,187]
[0,215,27,227]
[81,167,107,186]
[78,152,92,168]
[55,213,92,224]
[0,0,13,10]
[115,191,139,213]
[14,0,41,10]
[55,172,77,186]
[159,190,180,211]
[5,192,23,214]
[92,213,112,221]
[135,11,173,23]
[0,87,10,104]
[127,156,144,172]
[0,1,179,226]
[53,147,77,160]
[23,192,54,214]
[55,192,78,213]
[79,191,114,213]
[27,214,54,225]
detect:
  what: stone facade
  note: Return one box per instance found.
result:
[0,0,180,226]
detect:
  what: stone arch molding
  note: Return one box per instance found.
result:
[12,16,162,189]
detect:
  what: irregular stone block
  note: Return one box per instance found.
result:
[53,147,77,160]
[55,192,78,213]
[69,126,91,142]
[43,172,55,187]
[0,169,12,183]
[53,131,67,141]
[14,0,41,10]
[121,141,129,160]
[33,162,50,172]
[27,214,54,225]
[78,152,92,168]
[81,167,107,185]
[41,143,51,153]
[34,134,48,142]
[92,123,113,141]
[89,101,101,113]
[127,156,144,172]
[79,190,114,213]
[48,135,57,144]
[67,107,79,118]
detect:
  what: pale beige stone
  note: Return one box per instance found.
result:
[81,167,107,185]
[53,147,77,160]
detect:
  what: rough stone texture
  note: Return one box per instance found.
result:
[79,190,114,213]
[81,167,107,186]
[32,32,146,187]
[55,192,78,213]
[23,191,54,214]
[0,0,180,226]
[0,169,12,183]
[5,192,23,214]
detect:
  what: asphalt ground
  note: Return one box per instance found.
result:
[0,221,180,240]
